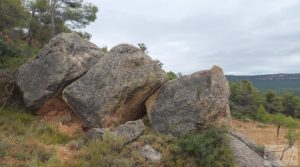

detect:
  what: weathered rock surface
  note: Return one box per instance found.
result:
[229,134,266,167]
[0,70,16,106]
[140,145,161,163]
[87,119,145,144]
[146,65,231,135]
[63,44,167,127]
[229,131,282,167]
[16,33,104,110]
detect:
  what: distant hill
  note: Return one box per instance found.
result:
[226,73,300,95]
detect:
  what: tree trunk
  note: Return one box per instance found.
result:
[27,10,36,46]
[276,125,280,137]
[50,0,56,37]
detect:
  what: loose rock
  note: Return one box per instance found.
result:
[87,119,145,144]
[140,145,161,163]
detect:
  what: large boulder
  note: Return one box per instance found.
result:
[145,65,231,135]
[16,33,105,110]
[63,44,167,127]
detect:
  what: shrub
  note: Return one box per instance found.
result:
[178,126,235,167]
[256,105,272,123]
[285,129,300,147]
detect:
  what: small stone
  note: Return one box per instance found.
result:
[140,145,161,163]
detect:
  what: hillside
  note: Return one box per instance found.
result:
[227,73,300,95]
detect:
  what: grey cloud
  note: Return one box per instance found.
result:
[84,0,300,75]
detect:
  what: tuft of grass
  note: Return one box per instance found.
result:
[0,139,10,158]
[0,107,35,135]
[74,132,129,167]
[35,124,73,145]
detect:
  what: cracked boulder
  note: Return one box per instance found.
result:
[63,44,167,128]
[16,33,105,110]
[146,65,231,135]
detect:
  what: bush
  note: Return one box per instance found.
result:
[285,129,300,147]
[256,105,272,123]
[178,126,235,167]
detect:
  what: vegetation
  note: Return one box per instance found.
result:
[137,43,148,53]
[178,126,235,167]
[0,106,237,167]
[0,0,98,72]
[167,71,178,80]
[227,74,300,95]
[230,80,300,119]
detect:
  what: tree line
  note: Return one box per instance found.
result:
[230,80,300,119]
[0,0,98,70]
[230,80,300,141]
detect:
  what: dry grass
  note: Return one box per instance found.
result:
[0,107,84,166]
[231,118,300,164]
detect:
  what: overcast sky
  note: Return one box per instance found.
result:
[84,0,300,75]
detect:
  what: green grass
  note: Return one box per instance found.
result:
[74,124,198,167]
[0,107,76,166]
[0,107,237,167]
[35,125,73,145]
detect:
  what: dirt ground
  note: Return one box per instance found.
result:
[231,119,300,166]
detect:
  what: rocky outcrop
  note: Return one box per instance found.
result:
[87,119,145,144]
[63,44,167,128]
[16,33,105,110]
[140,145,161,163]
[146,65,230,135]
[229,131,282,167]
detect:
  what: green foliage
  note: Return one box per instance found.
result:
[227,74,300,96]
[0,0,28,32]
[282,93,298,117]
[270,113,298,137]
[285,129,300,147]
[178,127,235,167]
[230,80,262,119]
[137,43,148,53]
[256,105,271,123]
[167,71,178,80]
[264,91,283,114]
[230,80,300,120]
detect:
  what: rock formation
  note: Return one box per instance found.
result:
[146,65,231,135]
[229,131,282,167]
[63,44,167,128]
[87,119,145,144]
[16,33,105,110]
